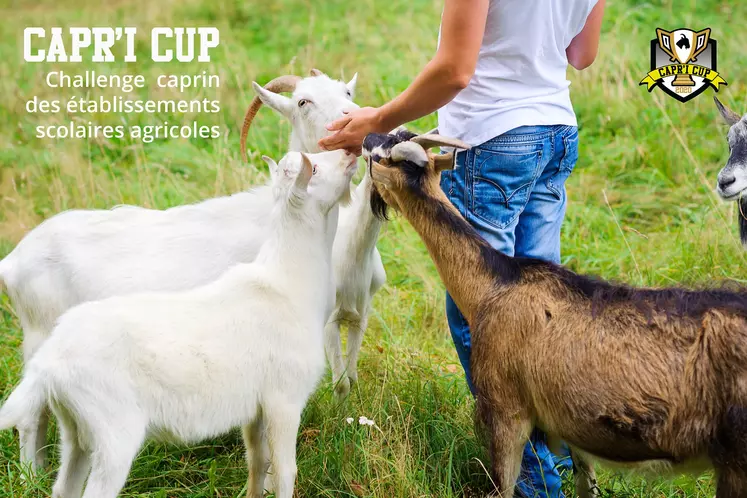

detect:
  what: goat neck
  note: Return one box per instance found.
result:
[256,201,337,309]
[344,174,385,258]
[387,181,520,324]
[289,132,317,153]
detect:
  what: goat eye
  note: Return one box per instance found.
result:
[298,99,309,108]
[346,90,352,97]
[312,165,317,175]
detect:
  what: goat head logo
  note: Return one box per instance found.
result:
[640,27,727,103]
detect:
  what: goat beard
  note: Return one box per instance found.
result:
[369,183,391,221]
[739,196,747,249]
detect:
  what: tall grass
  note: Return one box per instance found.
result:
[0,0,745,495]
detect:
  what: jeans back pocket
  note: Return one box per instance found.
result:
[471,144,543,229]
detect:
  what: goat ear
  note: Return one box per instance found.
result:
[346,73,358,97]
[391,141,429,167]
[433,152,455,172]
[715,96,741,126]
[252,81,294,119]
[293,153,314,192]
[261,155,280,180]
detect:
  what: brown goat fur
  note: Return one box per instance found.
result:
[363,131,747,497]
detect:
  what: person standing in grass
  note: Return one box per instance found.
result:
[319,0,605,495]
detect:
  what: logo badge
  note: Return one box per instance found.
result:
[640,28,727,103]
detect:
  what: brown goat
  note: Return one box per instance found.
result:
[363,131,747,497]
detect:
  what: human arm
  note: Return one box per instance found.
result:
[566,0,605,70]
[318,0,489,154]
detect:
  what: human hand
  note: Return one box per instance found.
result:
[318,107,384,156]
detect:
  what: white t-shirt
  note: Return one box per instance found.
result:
[437,0,599,146]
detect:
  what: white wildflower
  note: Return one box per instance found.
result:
[358,416,375,426]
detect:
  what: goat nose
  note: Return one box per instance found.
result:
[342,151,357,167]
[719,173,737,188]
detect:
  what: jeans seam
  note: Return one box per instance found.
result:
[483,131,554,145]
[550,128,556,159]
[463,150,473,220]
[447,151,459,198]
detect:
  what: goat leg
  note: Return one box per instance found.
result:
[265,399,301,498]
[486,413,532,497]
[19,323,52,474]
[570,449,599,498]
[51,408,91,498]
[345,315,367,386]
[716,466,747,498]
[242,413,269,498]
[324,320,350,399]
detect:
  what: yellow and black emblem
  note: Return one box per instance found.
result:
[640,28,727,103]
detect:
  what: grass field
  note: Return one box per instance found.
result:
[1,0,746,496]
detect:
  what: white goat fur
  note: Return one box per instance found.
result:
[252,72,358,154]
[0,71,386,471]
[0,149,357,498]
[326,173,386,397]
[254,72,388,397]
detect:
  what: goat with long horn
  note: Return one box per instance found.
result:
[240,71,359,161]
[240,75,302,162]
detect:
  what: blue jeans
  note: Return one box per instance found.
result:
[440,125,578,498]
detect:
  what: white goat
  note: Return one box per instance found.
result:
[0,149,358,498]
[0,70,359,472]
[246,69,388,398]
[326,173,386,398]
[241,69,358,159]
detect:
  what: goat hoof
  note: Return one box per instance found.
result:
[348,372,358,385]
[334,377,351,399]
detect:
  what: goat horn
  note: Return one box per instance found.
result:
[240,75,303,163]
[714,96,742,126]
[390,141,430,167]
[310,68,325,77]
[300,151,314,170]
[411,134,471,151]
